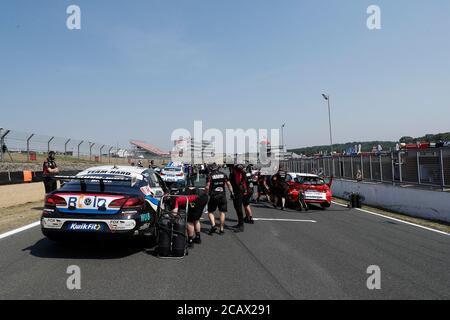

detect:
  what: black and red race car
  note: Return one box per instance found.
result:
[285,173,333,209]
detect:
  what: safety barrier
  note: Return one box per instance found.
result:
[283,148,450,191]
[0,170,80,185]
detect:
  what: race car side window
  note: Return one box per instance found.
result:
[286,174,292,182]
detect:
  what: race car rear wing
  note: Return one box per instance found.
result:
[56,175,132,182]
[55,175,135,192]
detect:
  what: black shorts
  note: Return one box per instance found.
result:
[207,193,227,213]
[187,194,208,222]
[44,178,57,194]
[273,184,289,198]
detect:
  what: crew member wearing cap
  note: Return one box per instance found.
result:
[43,151,59,194]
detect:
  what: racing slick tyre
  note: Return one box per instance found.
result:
[321,202,331,209]
[157,216,172,257]
[172,214,187,257]
[42,231,65,242]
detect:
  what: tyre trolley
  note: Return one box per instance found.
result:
[156,195,190,259]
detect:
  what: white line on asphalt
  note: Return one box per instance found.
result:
[0,221,41,240]
[252,218,317,223]
[332,201,450,237]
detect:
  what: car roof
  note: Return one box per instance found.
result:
[288,172,320,178]
[77,165,151,180]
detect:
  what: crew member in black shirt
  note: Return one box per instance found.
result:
[205,163,234,235]
[229,164,249,232]
[43,151,59,194]
[271,165,289,210]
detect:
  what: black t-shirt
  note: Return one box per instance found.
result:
[276,170,288,182]
[207,171,229,195]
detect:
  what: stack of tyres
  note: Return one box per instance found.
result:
[157,212,188,258]
[349,193,362,208]
[171,213,187,257]
[157,214,172,257]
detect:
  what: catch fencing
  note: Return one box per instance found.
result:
[283,148,450,191]
[0,128,131,165]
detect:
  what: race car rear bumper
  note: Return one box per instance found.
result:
[41,217,137,232]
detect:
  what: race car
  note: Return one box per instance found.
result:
[159,163,186,185]
[40,165,168,241]
[286,173,333,209]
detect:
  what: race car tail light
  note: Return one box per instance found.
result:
[109,198,127,208]
[123,197,145,208]
[45,195,67,207]
[176,172,184,176]
[109,197,145,209]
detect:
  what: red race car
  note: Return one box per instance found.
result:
[286,173,333,209]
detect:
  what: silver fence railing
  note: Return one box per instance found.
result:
[0,128,132,165]
[283,148,450,191]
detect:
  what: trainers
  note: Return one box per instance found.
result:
[193,236,202,244]
[248,217,255,224]
[243,217,249,224]
[208,226,217,235]
[188,238,194,248]
[219,229,225,235]
[233,224,244,233]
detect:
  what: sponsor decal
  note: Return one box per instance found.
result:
[68,223,103,232]
[304,191,327,200]
[63,195,115,210]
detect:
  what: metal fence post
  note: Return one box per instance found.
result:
[0,130,11,162]
[350,156,354,179]
[100,145,105,162]
[0,128,2,161]
[379,155,383,182]
[332,156,336,177]
[108,147,114,163]
[89,142,95,161]
[47,136,55,153]
[440,149,445,191]
[360,154,364,180]
[27,133,35,161]
[391,152,395,186]
[398,151,403,183]
[64,139,71,156]
[417,151,421,185]
[77,141,84,159]
[369,155,373,180]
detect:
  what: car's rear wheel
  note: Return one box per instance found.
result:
[321,202,331,209]
[42,230,65,242]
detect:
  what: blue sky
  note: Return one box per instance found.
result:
[1,0,450,150]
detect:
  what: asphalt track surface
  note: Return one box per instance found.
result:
[1,199,450,299]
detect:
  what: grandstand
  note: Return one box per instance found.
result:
[129,140,170,159]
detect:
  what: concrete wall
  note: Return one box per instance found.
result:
[332,179,450,223]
